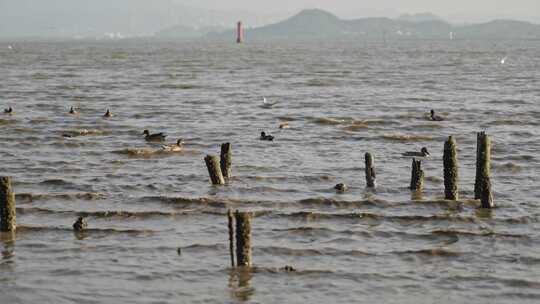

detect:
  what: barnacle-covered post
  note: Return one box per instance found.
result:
[0,177,16,232]
[443,136,459,200]
[205,155,225,185]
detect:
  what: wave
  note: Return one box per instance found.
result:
[308,117,349,125]
[0,119,17,125]
[305,79,337,87]
[62,129,110,137]
[381,134,434,142]
[396,248,462,257]
[16,192,104,203]
[494,162,523,173]
[159,83,201,90]
[16,225,155,235]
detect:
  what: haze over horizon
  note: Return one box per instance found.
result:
[177,0,540,24]
[1,0,539,39]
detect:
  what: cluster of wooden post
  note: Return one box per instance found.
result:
[227,209,252,267]
[205,143,232,185]
[403,132,493,208]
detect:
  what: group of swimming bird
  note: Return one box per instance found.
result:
[257,98,444,157]
[3,102,445,157]
[4,105,185,152]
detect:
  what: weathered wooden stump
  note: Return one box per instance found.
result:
[227,209,235,267]
[480,177,494,209]
[474,132,494,208]
[220,143,232,180]
[443,136,459,200]
[0,177,16,232]
[235,211,252,267]
[205,155,225,185]
[410,159,424,191]
[365,152,376,188]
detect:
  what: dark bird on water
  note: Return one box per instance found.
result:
[402,147,430,157]
[69,106,78,115]
[73,216,88,232]
[143,129,167,142]
[4,106,12,114]
[260,131,274,141]
[430,109,444,121]
[103,109,113,117]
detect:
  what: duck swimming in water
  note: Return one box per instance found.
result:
[103,109,113,118]
[4,106,12,114]
[429,109,444,121]
[402,147,430,157]
[161,138,184,152]
[260,131,274,141]
[143,129,167,142]
[279,122,290,129]
[69,106,78,115]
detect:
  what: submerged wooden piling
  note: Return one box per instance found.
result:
[220,143,232,180]
[227,209,235,267]
[205,155,225,185]
[475,132,494,208]
[235,211,252,267]
[443,136,459,200]
[0,177,16,232]
[365,152,376,188]
[410,159,424,191]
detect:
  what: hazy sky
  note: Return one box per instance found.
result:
[177,0,540,23]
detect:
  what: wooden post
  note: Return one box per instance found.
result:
[481,178,494,208]
[205,155,225,185]
[227,209,235,267]
[220,143,232,180]
[0,177,16,232]
[365,152,376,188]
[235,211,252,267]
[475,132,494,208]
[443,136,459,200]
[410,159,424,191]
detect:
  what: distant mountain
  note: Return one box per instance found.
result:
[210,9,540,41]
[456,19,540,39]
[397,13,443,23]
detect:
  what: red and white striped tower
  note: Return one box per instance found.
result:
[236,21,244,43]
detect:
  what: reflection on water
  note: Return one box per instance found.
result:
[229,268,255,303]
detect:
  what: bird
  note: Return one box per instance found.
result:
[260,131,274,141]
[103,109,113,118]
[69,106,78,115]
[143,129,167,142]
[500,56,507,65]
[279,122,290,129]
[4,106,13,114]
[402,147,430,157]
[72,216,88,232]
[429,109,444,121]
[334,183,348,192]
[161,138,184,152]
[261,97,277,108]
